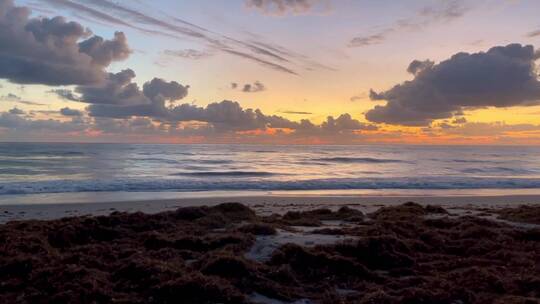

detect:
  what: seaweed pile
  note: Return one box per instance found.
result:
[497,205,540,225]
[1,202,539,303]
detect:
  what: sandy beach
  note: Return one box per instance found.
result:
[2,193,540,223]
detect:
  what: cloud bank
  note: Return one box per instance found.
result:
[365,44,540,126]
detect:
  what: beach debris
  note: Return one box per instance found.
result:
[1,202,539,303]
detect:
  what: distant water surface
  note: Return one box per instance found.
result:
[2,143,540,199]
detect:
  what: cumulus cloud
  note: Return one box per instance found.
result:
[75,69,148,105]
[365,44,540,126]
[85,89,375,135]
[0,0,130,85]
[88,100,265,131]
[406,59,434,75]
[73,69,189,118]
[321,114,377,132]
[70,69,188,120]
[78,32,131,66]
[91,117,163,135]
[0,103,376,143]
[60,107,83,116]
[0,0,366,142]
[143,78,190,102]
[76,71,373,134]
[245,0,329,16]
[287,114,376,136]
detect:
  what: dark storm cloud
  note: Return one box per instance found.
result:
[245,0,327,16]
[349,0,469,48]
[60,107,83,116]
[0,0,130,85]
[365,44,540,126]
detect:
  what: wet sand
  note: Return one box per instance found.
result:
[1,198,539,303]
[2,194,540,223]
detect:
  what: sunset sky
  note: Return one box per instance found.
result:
[1,0,540,144]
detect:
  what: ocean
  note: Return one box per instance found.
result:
[2,143,540,203]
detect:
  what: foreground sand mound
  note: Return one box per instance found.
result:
[1,202,539,303]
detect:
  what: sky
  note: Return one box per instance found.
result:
[1,0,540,144]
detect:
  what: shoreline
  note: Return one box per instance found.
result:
[2,192,540,223]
